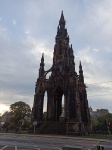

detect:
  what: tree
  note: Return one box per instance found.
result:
[92,113,112,133]
[91,116,98,126]
[9,101,31,127]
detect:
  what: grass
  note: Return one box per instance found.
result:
[85,134,112,140]
[18,130,28,134]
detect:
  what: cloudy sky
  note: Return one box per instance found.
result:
[0,0,112,115]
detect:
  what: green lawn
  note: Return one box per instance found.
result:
[85,134,112,140]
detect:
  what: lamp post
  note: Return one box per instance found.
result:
[33,121,37,134]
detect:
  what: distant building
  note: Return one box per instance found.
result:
[89,107,109,117]
[0,111,11,124]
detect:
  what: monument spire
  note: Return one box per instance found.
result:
[39,53,44,77]
[54,12,70,59]
[59,11,65,29]
[79,61,84,83]
[40,53,44,67]
[59,11,65,22]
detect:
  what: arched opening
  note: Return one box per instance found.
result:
[43,91,47,122]
[54,87,65,121]
[61,95,65,117]
[46,72,51,79]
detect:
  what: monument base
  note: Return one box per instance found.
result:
[66,122,84,135]
[59,116,65,122]
[29,121,91,135]
[40,122,66,135]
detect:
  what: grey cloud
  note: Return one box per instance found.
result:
[0,0,112,113]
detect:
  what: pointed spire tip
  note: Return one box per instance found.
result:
[60,10,65,22]
[79,61,82,68]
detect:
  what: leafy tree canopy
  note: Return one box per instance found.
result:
[92,113,112,132]
[10,101,31,124]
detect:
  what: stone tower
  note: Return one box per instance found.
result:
[32,11,91,134]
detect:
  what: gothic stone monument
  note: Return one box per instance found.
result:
[32,11,91,135]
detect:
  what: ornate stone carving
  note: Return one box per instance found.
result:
[32,11,91,132]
